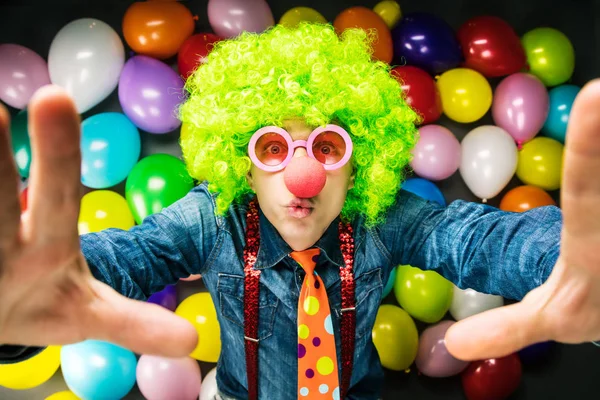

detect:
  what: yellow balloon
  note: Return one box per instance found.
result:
[436,68,492,123]
[372,305,418,371]
[175,292,221,362]
[373,0,402,29]
[0,346,61,390]
[279,7,327,28]
[78,190,135,234]
[516,137,564,190]
[45,391,81,400]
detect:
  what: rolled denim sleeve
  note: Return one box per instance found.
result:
[377,189,562,300]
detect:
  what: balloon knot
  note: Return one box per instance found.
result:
[193,15,199,21]
[482,198,488,204]
[517,140,523,150]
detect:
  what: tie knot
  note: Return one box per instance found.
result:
[290,247,321,275]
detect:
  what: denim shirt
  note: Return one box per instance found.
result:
[0,182,562,399]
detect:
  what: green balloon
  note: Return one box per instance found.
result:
[394,265,453,323]
[10,110,31,178]
[522,27,575,87]
[125,153,194,224]
[372,305,418,371]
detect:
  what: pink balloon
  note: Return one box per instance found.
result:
[416,320,470,377]
[0,44,51,109]
[492,73,549,146]
[208,0,274,38]
[136,355,201,400]
[410,125,461,181]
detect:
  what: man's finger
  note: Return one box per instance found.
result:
[0,104,21,246]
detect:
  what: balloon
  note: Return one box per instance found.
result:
[0,346,60,389]
[334,7,393,64]
[436,68,492,123]
[391,13,462,75]
[492,73,549,145]
[518,341,555,364]
[81,112,141,188]
[137,355,201,400]
[461,354,522,400]
[148,284,178,311]
[199,368,218,400]
[391,65,442,124]
[48,18,124,113]
[178,33,223,80]
[522,27,575,87]
[542,84,580,143]
[382,266,397,298]
[415,320,469,377]
[20,186,28,212]
[208,0,274,38]
[394,265,453,323]
[78,190,135,234]
[457,16,526,78]
[499,185,556,212]
[61,340,137,400]
[176,292,221,362]
[45,391,80,400]
[122,1,196,59]
[410,124,461,181]
[125,153,194,224]
[516,137,564,191]
[118,56,184,134]
[401,177,446,206]
[460,126,518,201]
[373,1,402,29]
[10,110,31,178]
[449,286,504,321]
[0,44,51,109]
[279,7,327,28]
[372,304,419,371]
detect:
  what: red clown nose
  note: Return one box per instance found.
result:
[284,156,326,198]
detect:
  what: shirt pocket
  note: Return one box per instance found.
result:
[217,273,279,341]
[354,268,384,339]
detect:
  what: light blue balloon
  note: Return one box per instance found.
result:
[542,84,580,144]
[81,112,141,188]
[400,177,446,206]
[382,266,397,299]
[61,340,137,400]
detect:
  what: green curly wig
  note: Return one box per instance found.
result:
[179,22,419,227]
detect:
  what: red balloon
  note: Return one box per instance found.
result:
[391,66,442,125]
[461,354,522,400]
[20,186,28,212]
[178,33,223,80]
[457,16,527,78]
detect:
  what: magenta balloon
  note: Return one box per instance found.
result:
[118,55,184,134]
[415,320,470,377]
[208,0,274,38]
[492,73,549,145]
[410,125,461,181]
[0,44,51,109]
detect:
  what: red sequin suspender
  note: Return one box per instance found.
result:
[243,198,356,400]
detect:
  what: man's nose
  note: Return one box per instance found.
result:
[292,146,308,158]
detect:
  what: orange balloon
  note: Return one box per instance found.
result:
[499,185,556,212]
[122,2,196,59]
[333,6,393,64]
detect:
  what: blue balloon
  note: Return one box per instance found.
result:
[148,284,177,311]
[61,340,137,400]
[401,177,446,206]
[382,266,397,299]
[391,13,462,75]
[542,84,580,143]
[81,112,141,189]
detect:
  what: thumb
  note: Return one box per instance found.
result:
[444,300,548,361]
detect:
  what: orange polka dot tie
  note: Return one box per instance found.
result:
[290,248,340,400]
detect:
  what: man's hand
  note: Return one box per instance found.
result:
[0,85,197,357]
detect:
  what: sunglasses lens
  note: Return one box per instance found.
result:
[254,132,289,166]
[312,130,347,165]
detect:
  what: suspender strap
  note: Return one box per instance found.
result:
[339,221,356,400]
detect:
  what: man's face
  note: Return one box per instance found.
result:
[246,118,355,251]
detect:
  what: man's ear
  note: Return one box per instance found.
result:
[348,172,355,190]
[246,171,255,191]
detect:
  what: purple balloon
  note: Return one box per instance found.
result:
[492,73,550,146]
[416,320,469,377]
[0,44,51,109]
[118,55,184,134]
[208,0,274,38]
[411,125,461,181]
[391,13,462,75]
[148,285,177,311]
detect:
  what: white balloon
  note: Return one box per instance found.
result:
[450,286,504,321]
[200,367,218,400]
[48,18,124,113]
[459,125,517,201]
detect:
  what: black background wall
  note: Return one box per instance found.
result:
[0,0,599,399]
